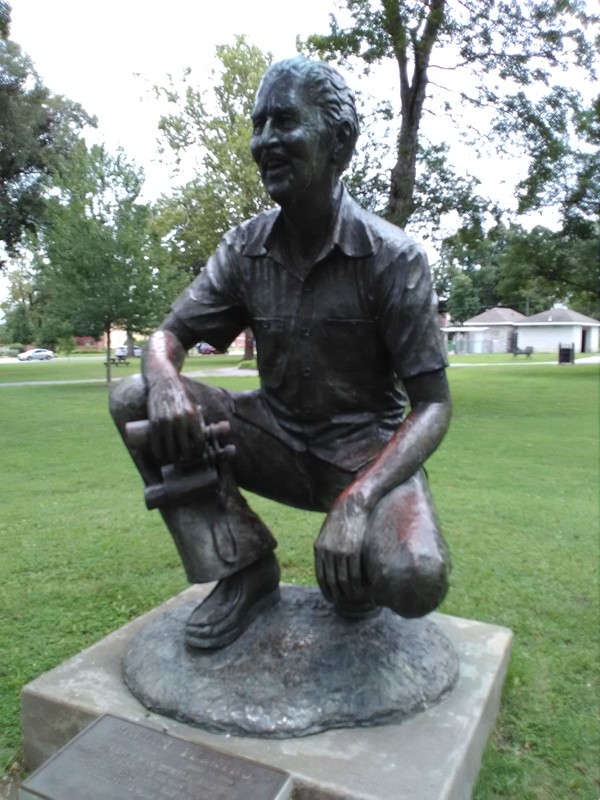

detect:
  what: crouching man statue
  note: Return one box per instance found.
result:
[110,56,452,651]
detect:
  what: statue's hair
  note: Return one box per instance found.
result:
[260,56,359,176]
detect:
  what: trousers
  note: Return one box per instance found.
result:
[110,374,450,617]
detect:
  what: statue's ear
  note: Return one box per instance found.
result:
[332,121,354,168]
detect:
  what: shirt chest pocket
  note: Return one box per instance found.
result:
[325,319,379,373]
[254,317,288,389]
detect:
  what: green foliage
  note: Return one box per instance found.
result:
[152,37,274,272]
[0,36,93,259]
[56,336,76,356]
[36,314,74,352]
[0,1,10,39]
[2,302,33,343]
[412,142,491,241]
[33,141,173,371]
[0,344,21,356]
[446,271,481,323]
[303,0,598,246]
[439,219,600,319]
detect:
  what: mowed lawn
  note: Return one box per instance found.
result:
[0,362,598,798]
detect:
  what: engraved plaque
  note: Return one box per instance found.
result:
[20,715,292,800]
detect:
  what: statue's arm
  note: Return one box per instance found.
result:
[141,319,204,465]
[314,369,451,603]
[348,368,451,512]
[140,239,245,465]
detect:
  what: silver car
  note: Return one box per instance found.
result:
[17,348,55,361]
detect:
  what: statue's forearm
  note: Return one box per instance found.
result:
[142,329,187,385]
[349,399,451,513]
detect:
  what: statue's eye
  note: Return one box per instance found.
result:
[279,113,296,130]
[252,117,264,135]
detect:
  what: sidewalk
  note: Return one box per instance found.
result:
[0,357,598,389]
[451,355,600,366]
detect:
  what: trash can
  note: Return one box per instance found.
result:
[558,343,575,364]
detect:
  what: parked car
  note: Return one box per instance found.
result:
[196,342,218,355]
[115,345,142,358]
[17,348,54,361]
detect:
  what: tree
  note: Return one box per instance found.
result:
[2,301,33,344]
[0,10,92,262]
[446,272,480,323]
[0,1,9,39]
[154,36,274,358]
[155,36,273,260]
[494,222,600,318]
[304,0,598,230]
[439,219,598,320]
[38,141,168,381]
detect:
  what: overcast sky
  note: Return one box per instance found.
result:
[4,1,592,304]
[10,0,336,198]
[1,0,342,301]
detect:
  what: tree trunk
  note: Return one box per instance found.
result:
[105,324,112,385]
[243,328,254,361]
[384,0,446,229]
[388,119,420,228]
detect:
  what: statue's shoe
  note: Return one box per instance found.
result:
[185,554,280,650]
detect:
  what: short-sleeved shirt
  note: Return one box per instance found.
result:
[168,187,447,470]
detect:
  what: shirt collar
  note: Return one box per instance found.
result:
[242,186,374,262]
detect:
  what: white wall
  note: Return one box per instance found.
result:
[517,325,599,354]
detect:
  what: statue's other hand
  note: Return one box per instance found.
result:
[147,377,204,465]
[314,493,369,608]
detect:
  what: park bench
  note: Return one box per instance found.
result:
[104,355,130,366]
[512,346,534,357]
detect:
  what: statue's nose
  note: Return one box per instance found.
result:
[259,119,279,146]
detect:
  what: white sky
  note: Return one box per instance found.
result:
[3,0,593,304]
[9,0,335,199]
[1,0,338,303]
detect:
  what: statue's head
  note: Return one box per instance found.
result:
[251,56,359,204]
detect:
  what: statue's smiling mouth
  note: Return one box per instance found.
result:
[263,156,289,175]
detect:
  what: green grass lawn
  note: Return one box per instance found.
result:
[0,363,598,798]
[0,352,245,384]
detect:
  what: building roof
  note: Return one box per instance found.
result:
[521,307,600,325]
[463,307,526,326]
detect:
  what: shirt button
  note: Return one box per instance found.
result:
[303,282,314,293]
[301,328,311,338]
[302,366,312,377]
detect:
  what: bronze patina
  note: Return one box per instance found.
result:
[110,56,452,651]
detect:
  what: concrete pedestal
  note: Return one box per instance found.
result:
[21,586,512,800]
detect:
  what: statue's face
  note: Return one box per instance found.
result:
[251,71,335,207]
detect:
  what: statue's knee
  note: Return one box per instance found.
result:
[364,478,451,618]
[370,552,450,618]
[109,374,147,427]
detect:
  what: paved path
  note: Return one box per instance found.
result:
[0,358,597,389]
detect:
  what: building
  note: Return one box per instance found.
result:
[443,307,526,354]
[442,306,600,355]
[516,307,600,354]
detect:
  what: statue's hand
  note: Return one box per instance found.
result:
[147,376,204,465]
[314,491,370,608]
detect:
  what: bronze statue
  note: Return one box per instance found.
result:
[110,56,452,651]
